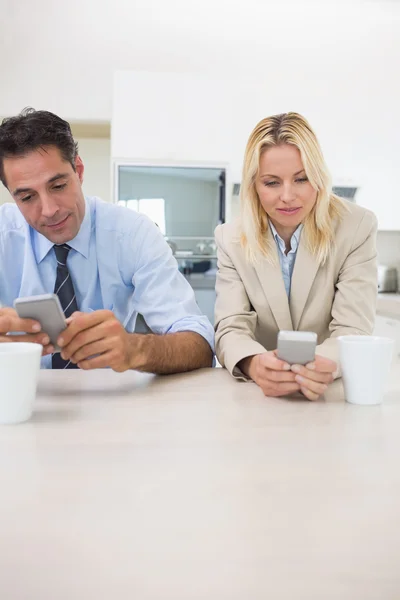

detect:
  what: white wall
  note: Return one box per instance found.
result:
[1,1,399,123]
[0,138,111,206]
[119,171,219,237]
[0,181,11,206]
[2,1,400,226]
[112,69,400,228]
[377,231,400,270]
[79,138,111,202]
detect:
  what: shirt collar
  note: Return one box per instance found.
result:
[269,221,303,254]
[33,197,92,263]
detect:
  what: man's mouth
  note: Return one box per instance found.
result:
[46,215,70,229]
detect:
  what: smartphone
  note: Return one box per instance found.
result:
[14,293,67,351]
[276,330,317,365]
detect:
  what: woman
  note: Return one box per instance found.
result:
[214,112,377,400]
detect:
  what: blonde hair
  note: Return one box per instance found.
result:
[240,112,347,265]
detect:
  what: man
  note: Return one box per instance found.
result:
[0,108,214,372]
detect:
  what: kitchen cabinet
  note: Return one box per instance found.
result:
[182,274,216,325]
[193,288,216,325]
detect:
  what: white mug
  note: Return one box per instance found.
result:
[0,343,42,424]
[338,335,394,406]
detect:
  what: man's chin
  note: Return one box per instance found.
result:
[41,226,77,244]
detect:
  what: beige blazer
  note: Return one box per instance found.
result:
[214,202,378,380]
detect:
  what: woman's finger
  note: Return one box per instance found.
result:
[295,375,327,397]
[259,351,291,371]
[291,364,333,384]
[300,386,320,401]
[306,355,337,373]
[263,369,298,383]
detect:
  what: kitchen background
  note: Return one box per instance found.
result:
[1,0,400,337]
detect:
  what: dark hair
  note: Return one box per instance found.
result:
[0,107,79,187]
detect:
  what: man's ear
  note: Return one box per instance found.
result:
[75,155,84,184]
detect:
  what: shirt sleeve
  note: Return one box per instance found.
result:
[126,214,215,352]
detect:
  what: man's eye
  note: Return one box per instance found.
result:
[53,183,67,191]
[21,195,32,202]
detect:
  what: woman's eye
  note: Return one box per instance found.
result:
[264,181,279,187]
[295,177,308,183]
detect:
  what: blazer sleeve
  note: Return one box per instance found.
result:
[214,225,267,379]
[317,210,378,377]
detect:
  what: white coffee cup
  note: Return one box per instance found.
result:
[338,335,394,406]
[0,343,42,424]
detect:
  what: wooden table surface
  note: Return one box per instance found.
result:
[0,367,400,600]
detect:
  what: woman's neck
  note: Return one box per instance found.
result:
[270,221,298,253]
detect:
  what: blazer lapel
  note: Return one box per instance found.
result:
[254,228,293,332]
[289,236,320,330]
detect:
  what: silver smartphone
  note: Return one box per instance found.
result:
[276,330,317,365]
[14,293,67,352]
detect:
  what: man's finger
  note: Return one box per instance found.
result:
[42,344,55,356]
[68,338,110,364]
[58,310,114,347]
[5,333,50,346]
[77,350,115,370]
[61,320,111,359]
[65,311,84,324]
[0,315,41,334]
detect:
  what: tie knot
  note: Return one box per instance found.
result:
[54,244,71,266]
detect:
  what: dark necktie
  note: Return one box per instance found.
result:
[52,244,79,369]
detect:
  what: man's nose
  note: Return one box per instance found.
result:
[40,193,59,219]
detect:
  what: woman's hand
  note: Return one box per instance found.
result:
[239,352,301,397]
[291,355,337,401]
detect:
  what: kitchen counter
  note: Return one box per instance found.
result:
[2,367,400,599]
[377,292,400,319]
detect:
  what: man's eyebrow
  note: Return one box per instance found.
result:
[48,172,70,184]
[13,173,70,196]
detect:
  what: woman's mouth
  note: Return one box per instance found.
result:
[276,207,301,216]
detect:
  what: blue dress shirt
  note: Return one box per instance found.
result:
[0,196,214,368]
[269,222,303,296]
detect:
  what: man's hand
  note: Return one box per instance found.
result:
[58,310,136,372]
[291,355,336,401]
[58,310,213,374]
[0,307,54,355]
[240,351,301,397]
